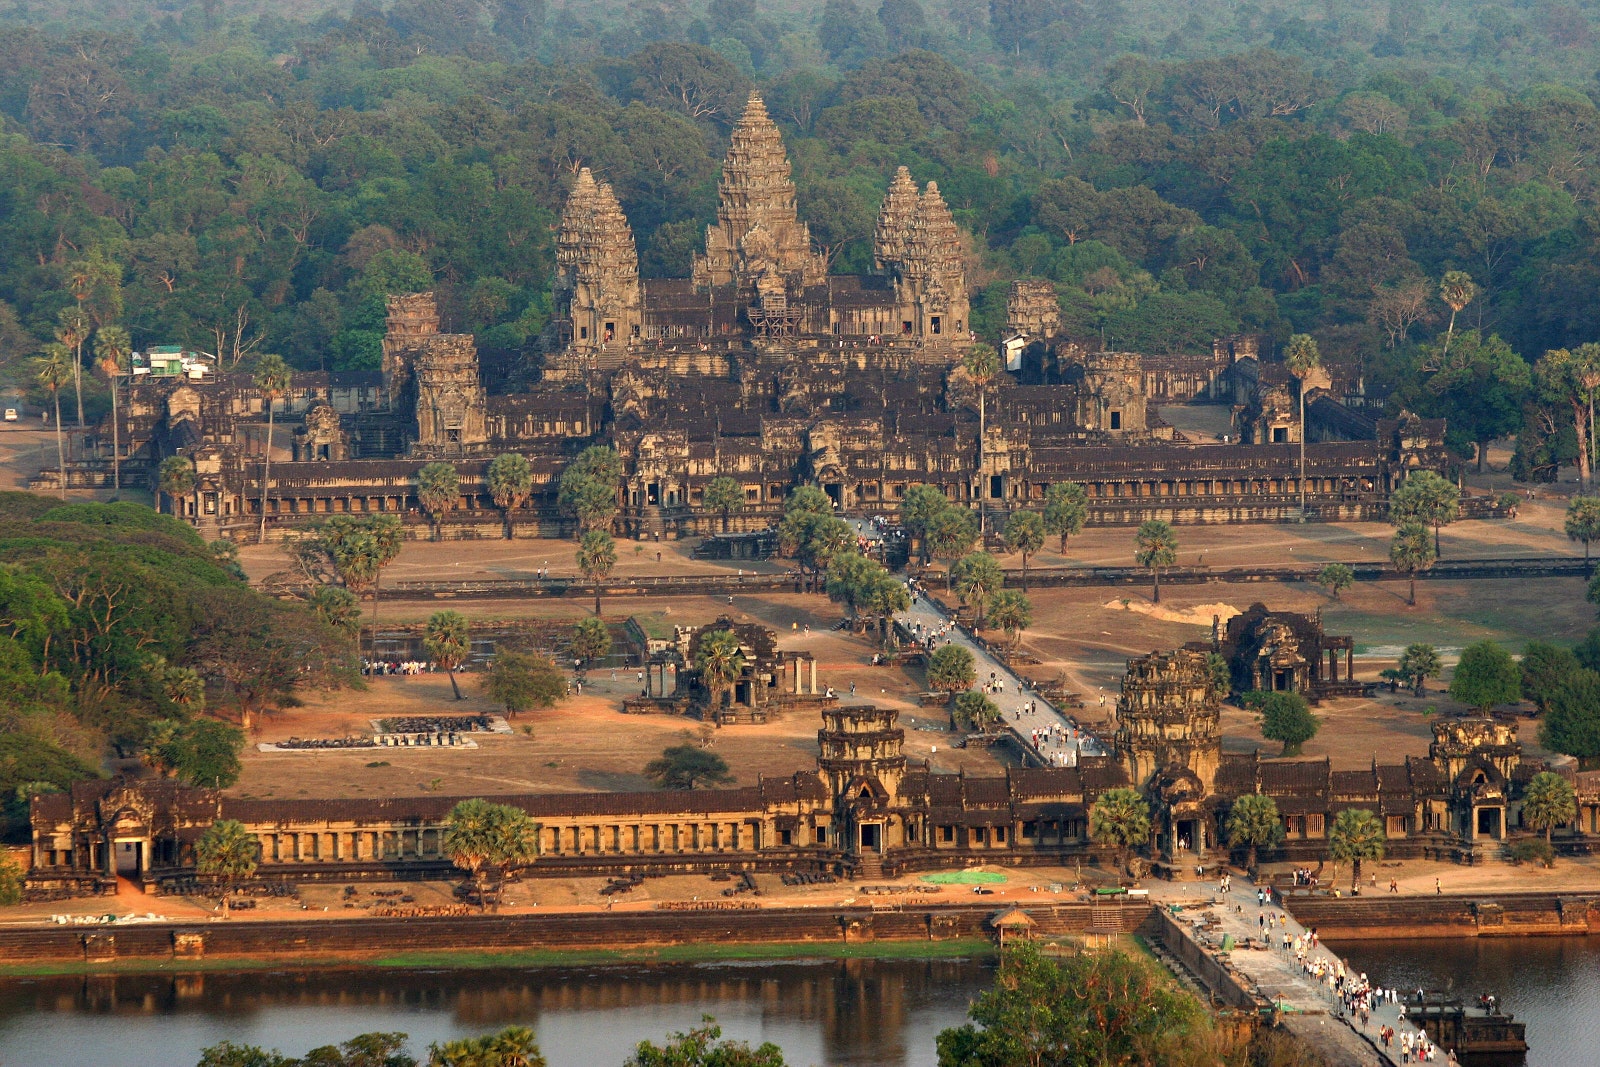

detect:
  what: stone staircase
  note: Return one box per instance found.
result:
[854,853,884,881]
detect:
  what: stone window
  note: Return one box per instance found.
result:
[1386,815,1406,836]
[939,825,954,843]
[1022,821,1038,839]
[1306,813,1325,837]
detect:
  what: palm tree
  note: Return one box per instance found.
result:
[576,529,616,615]
[951,550,1004,626]
[1565,496,1600,563]
[1522,771,1576,848]
[93,325,132,491]
[1389,521,1435,606]
[55,306,89,428]
[987,589,1032,654]
[195,819,259,917]
[1225,793,1284,870]
[416,461,461,541]
[964,348,1001,532]
[1043,481,1089,555]
[33,345,73,500]
[1398,643,1441,696]
[430,1026,546,1067]
[486,452,533,540]
[1284,333,1321,518]
[1133,519,1178,603]
[1090,787,1151,874]
[1438,270,1478,360]
[442,799,540,910]
[424,610,471,700]
[253,354,293,543]
[1328,808,1385,894]
[158,455,197,519]
[321,514,404,657]
[703,475,745,533]
[694,628,746,713]
[1002,510,1046,591]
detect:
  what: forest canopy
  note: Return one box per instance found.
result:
[3,1,1600,472]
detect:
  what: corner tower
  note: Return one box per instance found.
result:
[1113,649,1222,795]
[693,95,826,295]
[554,167,642,361]
[887,181,970,346]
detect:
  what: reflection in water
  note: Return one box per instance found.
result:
[1330,935,1600,1067]
[0,958,995,1067]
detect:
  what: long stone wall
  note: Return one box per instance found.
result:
[1283,892,1600,940]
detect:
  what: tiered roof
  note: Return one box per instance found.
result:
[555,167,639,294]
[873,166,920,272]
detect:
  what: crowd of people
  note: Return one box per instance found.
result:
[361,658,441,677]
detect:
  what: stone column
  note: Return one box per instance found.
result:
[793,658,801,694]
[810,658,818,695]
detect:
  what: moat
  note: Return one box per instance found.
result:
[0,938,1596,1067]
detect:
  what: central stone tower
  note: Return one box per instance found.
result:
[553,167,642,365]
[693,94,827,296]
[1113,649,1222,795]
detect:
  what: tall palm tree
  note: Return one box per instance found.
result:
[1090,787,1151,874]
[1133,519,1178,603]
[987,589,1032,654]
[576,529,616,615]
[94,325,132,491]
[1002,509,1045,591]
[443,799,539,910]
[486,452,533,540]
[424,610,471,700]
[703,475,745,533]
[158,455,197,518]
[253,354,293,543]
[416,461,461,541]
[1438,270,1478,360]
[1225,793,1283,870]
[964,348,1001,532]
[195,819,259,917]
[1522,771,1576,849]
[694,628,746,713]
[1389,521,1435,606]
[33,345,73,500]
[321,514,403,658]
[1328,808,1385,894]
[55,306,89,428]
[1284,333,1321,518]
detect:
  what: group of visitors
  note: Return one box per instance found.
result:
[362,659,439,676]
[1290,866,1319,887]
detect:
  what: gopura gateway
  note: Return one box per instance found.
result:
[62,94,1464,538]
[26,651,1597,899]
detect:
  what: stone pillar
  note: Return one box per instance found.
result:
[793,658,801,694]
[1347,648,1354,679]
[810,658,818,695]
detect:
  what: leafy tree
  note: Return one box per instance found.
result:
[1388,521,1435,605]
[1328,808,1385,894]
[253,354,292,544]
[824,550,877,625]
[1541,668,1600,760]
[153,718,246,789]
[694,628,746,712]
[1420,330,1530,473]
[1449,640,1523,713]
[987,589,1031,653]
[570,616,612,673]
[899,484,950,564]
[1522,641,1581,711]
[442,799,539,908]
[1388,471,1460,557]
[1225,793,1284,870]
[32,345,72,501]
[308,586,363,641]
[1285,333,1321,514]
[935,943,1218,1067]
[194,1041,297,1067]
[423,610,471,700]
[926,507,979,587]
[415,462,460,542]
[158,455,198,518]
[952,689,1001,731]
[486,453,533,540]
[702,476,745,533]
[484,650,565,718]
[777,509,852,590]
[1315,563,1354,600]
[1205,652,1231,700]
[557,446,623,537]
[576,529,617,616]
[1566,496,1600,561]
[319,514,404,653]
[1042,482,1088,555]
[627,1019,784,1067]
[1245,690,1320,756]
[1133,519,1178,603]
[927,644,976,695]
[94,325,131,492]
[0,852,23,906]
[783,485,834,517]
[645,744,734,790]
[196,819,259,916]
[950,551,1004,626]
[1397,643,1442,697]
[859,569,911,649]
[1090,787,1151,872]
[1522,770,1576,848]
[1001,510,1045,590]
[429,1027,543,1067]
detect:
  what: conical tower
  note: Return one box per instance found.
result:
[693,94,827,293]
[554,167,642,357]
[873,166,920,273]
[893,182,969,343]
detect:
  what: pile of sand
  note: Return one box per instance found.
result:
[1103,599,1240,626]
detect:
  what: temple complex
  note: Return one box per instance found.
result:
[63,92,1477,540]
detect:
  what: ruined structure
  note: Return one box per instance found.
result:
[95,91,1465,540]
[1206,603,1361,700]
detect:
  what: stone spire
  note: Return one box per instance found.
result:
[555,167,641,353]
[693,94,827,292]
[873,166,920,272]
[891,181,971,345]
[904,182,964,284]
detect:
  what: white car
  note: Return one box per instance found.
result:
[2,409,17,422]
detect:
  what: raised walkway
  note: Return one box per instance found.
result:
[895,590,1106,767]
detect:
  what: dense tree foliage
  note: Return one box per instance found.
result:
[0,493,351,840]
